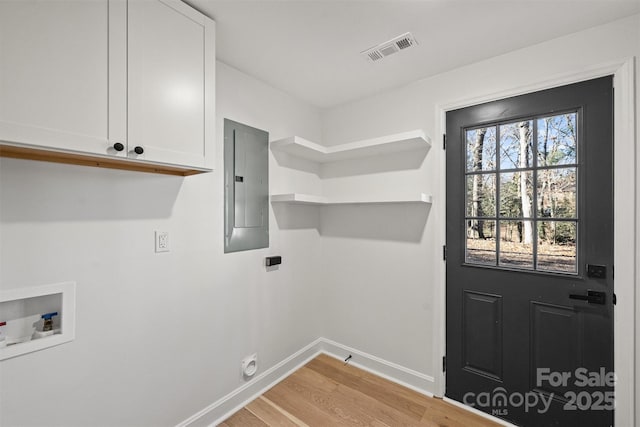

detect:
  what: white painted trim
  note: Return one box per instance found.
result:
[176,338,323,427]
[159,0,208,25]
[438,58,631,112]
[178,337,439,426]
[433,104,448,398]
[435,57,637,427]
[443,397,517,427]
[320,338,436,397]
[614,57,637,427]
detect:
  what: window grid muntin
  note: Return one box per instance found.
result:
[464,110,579,274]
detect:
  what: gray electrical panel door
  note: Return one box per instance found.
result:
[224,119,269,253]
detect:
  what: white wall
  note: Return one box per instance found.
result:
[320,12,639,396]
[0,61,323,426]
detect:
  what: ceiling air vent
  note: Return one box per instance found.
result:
[361,32,418,62]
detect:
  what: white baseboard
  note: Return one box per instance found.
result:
[177,338,323,427]
[319,338,436,397]
[177,337,437,426]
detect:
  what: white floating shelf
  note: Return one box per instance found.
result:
[270,129,431,163]
[271,193,328,205]
[271,193,433,206]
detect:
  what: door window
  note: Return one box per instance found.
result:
[465,112,578,273]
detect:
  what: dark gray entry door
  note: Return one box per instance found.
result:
[446,77,614,427]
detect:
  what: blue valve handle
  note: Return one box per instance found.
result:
[41,312,58,320]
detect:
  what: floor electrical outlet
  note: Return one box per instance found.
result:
[242,354,258,378]
[155,231,169,253]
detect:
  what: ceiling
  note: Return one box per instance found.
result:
[187,0,640,109]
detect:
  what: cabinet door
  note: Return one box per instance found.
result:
[0,0,114,155]
[127,0,215,169]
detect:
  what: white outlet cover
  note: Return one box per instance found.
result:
[242,353,258,377]
[155,231,169,253]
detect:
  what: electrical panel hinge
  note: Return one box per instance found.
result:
[443,134,446,150]
[613,293,617,305]
[443,245,447,261]
[442,356,446,372]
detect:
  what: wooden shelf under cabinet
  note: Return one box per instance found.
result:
[0,143,212,176]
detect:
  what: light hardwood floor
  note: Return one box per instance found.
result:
[219,354,501,427]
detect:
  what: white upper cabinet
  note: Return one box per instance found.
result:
[0,0,215,174]
[126,0,215,169]
[0,0,110,155]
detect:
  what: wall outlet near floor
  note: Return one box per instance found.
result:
[241,353,258,378]
[155,231,169,253]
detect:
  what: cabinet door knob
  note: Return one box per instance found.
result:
[113,142,125,152]
[134,146,144,155]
